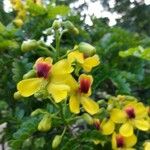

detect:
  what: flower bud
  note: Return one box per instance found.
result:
[52,20,61,30]
[82,113,93,125]
[72,27,79,35]
[23,70,36,79]
[31,109,43,116]
[78,42,96,57]
[63,21,74,30]
[43,28,53,35]
[14,91,22,100]
[38,114,51,132]
[21,40,38,52]
[13,18,23,27]
[52,135,62,149]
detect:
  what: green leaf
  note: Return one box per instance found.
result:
[119,46,150,61]
[110,70,131,94]
[12,58,33,82]
[47,5,70,18]
[9,117,40,149]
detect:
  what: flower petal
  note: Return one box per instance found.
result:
[52,59,73,75]
[124,134,137,148]
[17,78,43,97]
[112,132,117,150]
[68,50,84,64]
[119,122,133,137]
[82,55,100,72]
[110,108,127,123]
[69,95,80,114]
[47,83,70,103]
[133,119,149,131]
[81,97,99,115]
[101,119,115,135]
[134,102,147,119]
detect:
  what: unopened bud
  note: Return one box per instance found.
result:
[14,91,22,100]
[13,18,23,27]
[82,113,93,125]
[78,42,96,56]
[117,95,126,101]
[52,20,61,30]
[23,70,36,79]
[63,21,74,30]
[31,109,43,116]
[97,100,105,105]
[38,114,51,132]
[52,135,62,149]
[21,40,38,52]
[72,27,79,35]
[43,28,53,35]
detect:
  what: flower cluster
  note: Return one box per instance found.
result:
[16,43,100,115]
[10,0,26,27]
[14,20,149,149]
[92,95,150,149]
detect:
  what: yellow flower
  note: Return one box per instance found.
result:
[68,74,99,115]
[17,57,73,103]
[68,50,100,72]
[112,132,137,150]
[110,102,149,137]
[93,118,115,135]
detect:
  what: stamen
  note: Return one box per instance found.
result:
[116,135,124,148]
[125,107,135,119]
[79,78,91,94]
[36,62,52,79]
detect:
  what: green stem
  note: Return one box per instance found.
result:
[49,44,56,52]
[61,126,67,137]
[59,102,67,124]
[48,96,59,109]
[55,30,60,58]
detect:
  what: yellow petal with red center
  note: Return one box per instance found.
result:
[81,96,99,115]
[82,55,100,72]
[79,74,93,84]
[69,95,80,114]
[119,122,133,137]
[110,108,127,123]
[34,57,53,68]
[79,74,93,96]
[52,59,73,75]
[124,134,137,148]
[112,132,117,150]
[133,119,149,131]
[68,50,84,64]
[101,119,115,135]
[17,78,43,97]
[47,83,70,103]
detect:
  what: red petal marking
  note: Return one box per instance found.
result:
[116,135,124,148]
[36,62,52,79]
[79,77,91,94]
[125,107,135,119]
[93,119,101,130]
